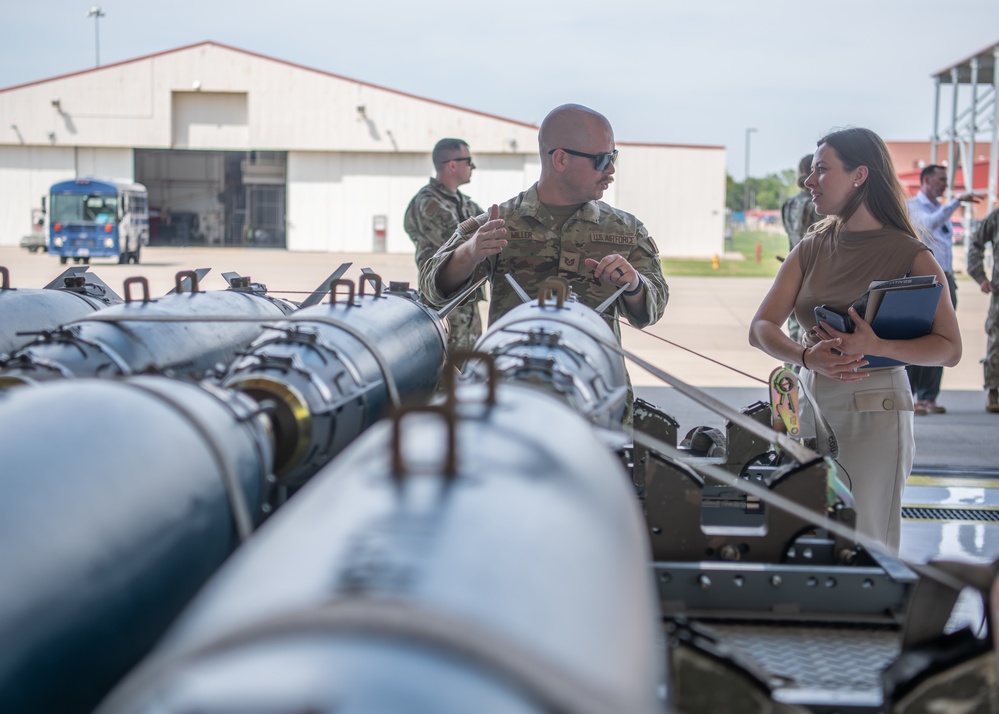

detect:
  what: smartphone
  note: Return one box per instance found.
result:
[814,304,855,333]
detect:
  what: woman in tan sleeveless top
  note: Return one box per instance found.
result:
[749,127,961,553]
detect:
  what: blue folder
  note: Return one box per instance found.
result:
[860,279,943,368]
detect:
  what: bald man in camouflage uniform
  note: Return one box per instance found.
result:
[967,207,999,413]
[405,138,485,353]
[420,105,669,422]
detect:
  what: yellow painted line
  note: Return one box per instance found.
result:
[907,475,999,489]
[902,503,999,512]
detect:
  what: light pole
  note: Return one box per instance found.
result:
[87,6,105,67]
[744,127,757,212]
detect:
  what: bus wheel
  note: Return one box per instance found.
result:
[59,256,68,265]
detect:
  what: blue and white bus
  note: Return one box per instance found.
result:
[48,177,149,265]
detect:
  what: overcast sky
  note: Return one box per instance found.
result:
[2,0,998,178]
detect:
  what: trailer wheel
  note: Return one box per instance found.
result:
[59,256,68,265]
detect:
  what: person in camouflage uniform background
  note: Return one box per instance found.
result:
[780,154,820,362]
[966,206,999,413]
[404,138,485,354]
[419,104,669,423]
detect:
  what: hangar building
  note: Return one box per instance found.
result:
[0,41,726,257]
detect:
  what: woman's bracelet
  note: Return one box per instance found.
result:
[801,347,809,370]
[623,279,644,297]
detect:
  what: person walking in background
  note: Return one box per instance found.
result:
[966,206,999,413]
[748,128,961,552]
[404,139,485,353]
[905,164,981,415]
[780,153,820,360]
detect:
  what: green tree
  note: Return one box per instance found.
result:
[727,168,797,212]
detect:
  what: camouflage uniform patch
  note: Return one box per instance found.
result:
[967,208,999,389]
[404,177,485,354]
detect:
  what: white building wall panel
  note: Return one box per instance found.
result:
[288,151,550,255]
[614,145,727,259]
[171,92,249,149]
[287,152,345,252]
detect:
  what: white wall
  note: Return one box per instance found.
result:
[288,151,547,255]
[614,144,727,259]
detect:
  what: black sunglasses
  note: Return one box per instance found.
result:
[442,157,475,167]
[548,148,618,171]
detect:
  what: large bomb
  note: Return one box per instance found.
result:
[0,266,121,358]
[0,376,274,713]
[0,271,296,385]
[468,278,629,428]
[97,380,663,714]
[222,276,447,485]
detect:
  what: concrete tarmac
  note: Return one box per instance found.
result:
[2,245,996,472]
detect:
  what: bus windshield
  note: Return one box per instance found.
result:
[51,193,118,224]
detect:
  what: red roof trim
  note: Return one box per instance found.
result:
[0,40,723,151]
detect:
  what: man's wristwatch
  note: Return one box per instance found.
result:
[623,279,644,297]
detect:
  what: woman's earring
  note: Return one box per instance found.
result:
[853,182,859,188]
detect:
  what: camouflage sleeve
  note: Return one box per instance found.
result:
[622,223,669,329]
[967,210,998,285]
[803,202,820,236]
[404,193,463,271]
[418,215,490,308]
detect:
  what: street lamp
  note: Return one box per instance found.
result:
[87,6,105,67]
[744,127,757,212]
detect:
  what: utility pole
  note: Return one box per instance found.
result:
[87,6,105,67]
[744,127,757,212]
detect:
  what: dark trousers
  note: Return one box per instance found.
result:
[906,271,957,402]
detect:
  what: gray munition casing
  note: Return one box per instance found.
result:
[97,382,663,714]
[222,279,447,484]
[469,293,629,428]
[0,376,274,714]
[0,266,121,358]
[0,282,297,384]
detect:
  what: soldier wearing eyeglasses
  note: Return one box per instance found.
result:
[420,104,669,348]
[405,138,485,353]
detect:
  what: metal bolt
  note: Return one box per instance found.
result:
[825,577,837,588]
[698,575,712,590]
[719,544,740,561]
[770,575,782,587]
[733,576,745,588]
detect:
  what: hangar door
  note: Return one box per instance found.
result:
[135,149,286,248]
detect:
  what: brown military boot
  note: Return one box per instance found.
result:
[988,389,999,414]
